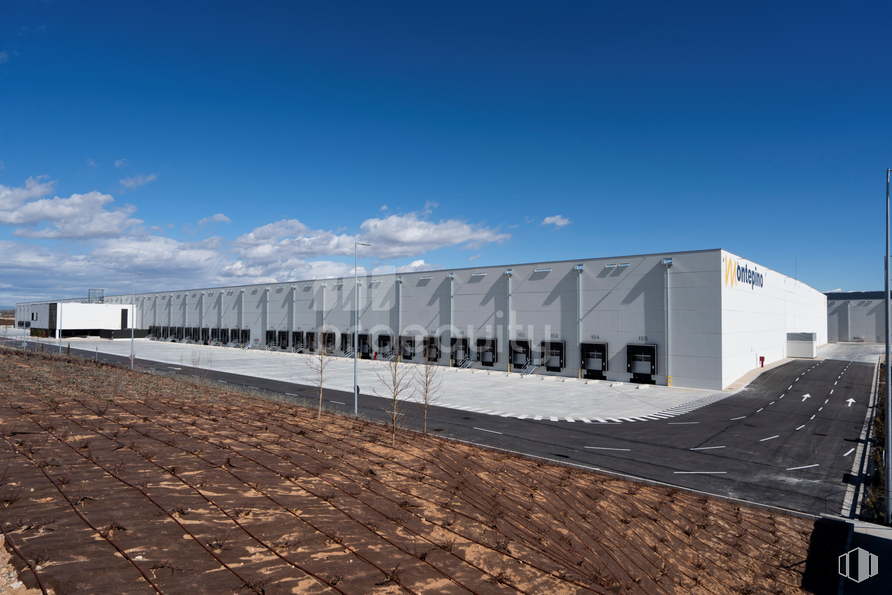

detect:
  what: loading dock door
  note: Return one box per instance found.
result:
[211,328,220,342]
[540,341,565,372]
[581,343,608,380]
[121,309,128,330]
[184,328,193,342]
[358,333,371,359]
[240,329,250,345]
[627,344,657,384]
[177,327,185,341]
[399,336,416,361]
[509,340,531,369]
[291,331,304,350]
[377,335,393,358]
[230,329,240,344]
[265,330,275,348]
[277,330,288,350]
[424,337,440,362]
[306,332,317,352]
[323,332,336,353]
[476,338,497,367]
[220,328,229,344]
[451,338,469,366]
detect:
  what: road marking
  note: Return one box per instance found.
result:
[566,417,575,422]
[756,408,764,412]
[580,417,592,423]
[834,381,837,385]
[550,416,559,422]
[585,446,630,451]
[779,394,784,399]
[730,416,746,420]
[769,401,775,405]
[286,393,299,397]
[534,415,543,421]
[788,385,793,390]
[830,389,834,394]
[796,377,799,381]
[690,446,725,450]
[825,399,829,404]
[673,471,727,475]
[668,422,699,425]
[846,398,855,407]
[843,448,855,457]
[810,415,815,420]
[796,425,806,430]
[218,380,227,383]
[248,386,260,390]
[168,366,182,370]
[818,407,823,412]
[474,427,503,435]
[801,394,811,402]
[760,435,779,442]
[516,415,528,420]
[500,413,513,417]
[329,400,345,405]
[787,464,819,471]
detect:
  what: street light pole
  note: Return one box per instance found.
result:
[57,285,70,354]
[354,242,371,415]
[131,272,145,369]
[886,169,891,526]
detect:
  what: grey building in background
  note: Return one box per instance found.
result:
[826,291,886,343]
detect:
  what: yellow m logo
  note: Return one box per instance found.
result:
[725,259,736,287]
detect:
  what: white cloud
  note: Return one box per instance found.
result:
[395,260,443,273]
[120,173,157,189]
[0,161,5,171]
[0,176,56,211]
[0,52,8,64]
[199,213,231,227]
[380,204,388,211]
[185,213,232,234]
[541,215,570,229]
[469,254,482,261]
[86,159,97,168]
[115,159,128,169]
[0,177,142,239]
[359,212,510,258]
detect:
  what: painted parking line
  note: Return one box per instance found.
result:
[690,446,725,451]
[769,401,775,405]
[500,413,514,418]
[534,415,543,421]
[673,471,727,475]
[579,418,592,423]
[787,464,819,471]
[788,385,793,390]
[168,366,182,370]
[474,427,503,435]
[585,446,631,451]
[830,389,834,394]
[550,416,559,422]
[329,400,345,405]
[730,416,746,420]
[810,415,815,420]
[286,393,299,397]
[760,435,779,442]
[248,386,260,390]
[756,408,764,413]
[668,422,699,425]
[516,414,528,420]
[566,417,575,423]
[796,425,806,431]
[843,448,856,457]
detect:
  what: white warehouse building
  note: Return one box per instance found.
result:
[16,248,827,390]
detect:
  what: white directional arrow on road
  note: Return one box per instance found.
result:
[801,394,811,402]
[846,398,855,407]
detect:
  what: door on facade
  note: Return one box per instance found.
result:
[121,309,128,330]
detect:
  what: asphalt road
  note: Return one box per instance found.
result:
[5,340,873,516]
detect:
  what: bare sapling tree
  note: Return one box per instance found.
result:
[303,327,335,421]
[414,346,443,435]
[375,356,413,447]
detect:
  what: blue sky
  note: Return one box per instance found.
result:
[2,1,891,305]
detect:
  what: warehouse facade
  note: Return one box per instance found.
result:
[825,291,886,342]
[16,249,827,390]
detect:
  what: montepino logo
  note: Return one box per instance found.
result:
[724,257,764,290]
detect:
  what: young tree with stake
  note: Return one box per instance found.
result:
[375,356,413,447]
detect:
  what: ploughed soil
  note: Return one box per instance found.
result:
[0,349,840,594]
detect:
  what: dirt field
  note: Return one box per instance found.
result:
[0,348,836,594]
